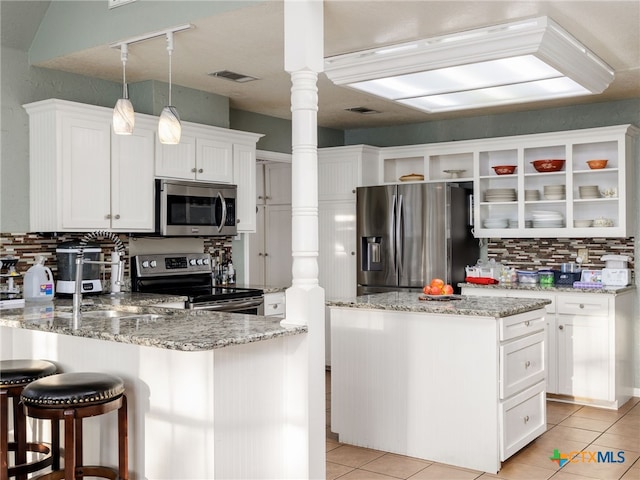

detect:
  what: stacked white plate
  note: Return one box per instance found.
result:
[531,210,564,228]
[484,188,516,202]
[525,189,540,201]
[544,184,566,200]
[579,185,601,199]
[483,218,508,228]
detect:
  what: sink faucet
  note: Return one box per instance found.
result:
[72,231,126,325]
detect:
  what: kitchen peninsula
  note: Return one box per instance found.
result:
[0,295,307,479]
[327,292,551,473]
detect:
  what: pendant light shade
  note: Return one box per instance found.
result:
[158,32,181,144]
[158,106,181,144]
[113,44,135,135]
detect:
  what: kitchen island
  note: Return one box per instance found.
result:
[327,291,551,474]
[0,294,307,479]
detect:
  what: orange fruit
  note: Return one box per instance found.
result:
[423,285,433,295]
[443,284,454,295]
[430,278,445,289]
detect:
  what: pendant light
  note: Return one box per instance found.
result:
[158,32,181,144]
[113,43,135,135]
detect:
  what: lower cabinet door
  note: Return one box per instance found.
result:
[500,381,546,461]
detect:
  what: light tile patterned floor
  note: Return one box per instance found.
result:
[326,371,640,480]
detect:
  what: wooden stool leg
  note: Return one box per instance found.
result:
[0,391,8,480]
[13,397,27,480]
[118,396,128,480]
[75,417,83,480]
[63,411,75,480]
[51,419,60,471]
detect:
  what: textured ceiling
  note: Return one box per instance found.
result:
[5,1,640,130]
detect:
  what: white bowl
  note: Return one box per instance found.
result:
[573,219,592,227]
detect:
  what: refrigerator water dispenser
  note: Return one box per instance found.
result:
[362,236,383,271]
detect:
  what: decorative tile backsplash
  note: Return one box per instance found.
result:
[0,232,234,289]
[486,237,635,271]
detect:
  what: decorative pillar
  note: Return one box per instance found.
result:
[282,1,326,479]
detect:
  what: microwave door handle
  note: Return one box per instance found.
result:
[217,192,227,233]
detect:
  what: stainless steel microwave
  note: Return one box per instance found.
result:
[155,179,237,236]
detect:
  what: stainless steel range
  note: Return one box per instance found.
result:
[132,253,263,314]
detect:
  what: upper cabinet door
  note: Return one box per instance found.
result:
[196,137,233,183]
[111,120,156,231]
[155,133,197,179]
[265,163,292,205]
[233,143,257,232]
[60,114,111,230]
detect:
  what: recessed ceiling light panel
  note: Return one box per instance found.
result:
[324,17,614,113]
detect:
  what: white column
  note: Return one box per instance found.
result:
[282,1,326,479]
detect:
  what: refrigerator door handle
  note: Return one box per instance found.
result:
[396,194,404,278]
[391,193,397,273]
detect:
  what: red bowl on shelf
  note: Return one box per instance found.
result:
[492,165,517,175]
[531,159,565,172]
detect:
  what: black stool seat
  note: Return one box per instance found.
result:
[1,359,58,480]
[21,373,124,407]
[0,360,57,387]
[21,372,128,480]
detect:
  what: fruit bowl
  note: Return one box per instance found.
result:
[492,165,516,175]
[586,159,608,169]
[531,159,565,172]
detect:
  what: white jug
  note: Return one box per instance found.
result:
[24,256,55,303]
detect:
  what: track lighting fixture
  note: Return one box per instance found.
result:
[112,43,135,135]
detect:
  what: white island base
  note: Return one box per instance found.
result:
[330,306,547,474]
[1,326,307,480]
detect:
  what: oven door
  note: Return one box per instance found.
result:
[188,296,264,315]
[157,179,237,236]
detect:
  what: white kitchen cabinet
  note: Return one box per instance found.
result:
[24,99,155,232]
[318,145,379,200]
[474,124,638,238]
[257,162,292,205]
[330,305,546,473]
[155,126,233,183]
[247,205,292,287]
[232,142,258,233]
[263,291,285,318]
[462,285,635,409]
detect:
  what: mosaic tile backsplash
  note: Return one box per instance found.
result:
[0,233,234,290]
[485,237,635,272]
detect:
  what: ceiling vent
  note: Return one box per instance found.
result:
[345,106,381,115]
[208,70,258,83]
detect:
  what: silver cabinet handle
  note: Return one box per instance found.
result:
[351,252,355,255]
[258,253,263,256]
[579,304,584,309]
[524,415,530,424]
[106,214,111,219]
[237,218,240,223]
[559,325,564,330]
[191,167,197,173]
[198,168,203,173]
[524,360,531,369]
[258,196,264,199]
[271,304,278,310]
[114,214,121,220]
[264,253,269,257]
[524,320,530,326]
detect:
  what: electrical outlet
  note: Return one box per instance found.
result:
[578,248,589,263]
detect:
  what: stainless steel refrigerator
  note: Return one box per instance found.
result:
[357,183,478,294]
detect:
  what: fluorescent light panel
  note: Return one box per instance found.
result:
[324,17,614,113]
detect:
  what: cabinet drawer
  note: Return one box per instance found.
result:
[499,310,545,342]
[264,293,285,317]
[500,332,545,399]
[500,381,546,460]
[556,295,609,317]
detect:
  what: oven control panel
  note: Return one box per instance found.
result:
[133,253,212,277]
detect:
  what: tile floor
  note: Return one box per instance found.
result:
[325,371,640,480]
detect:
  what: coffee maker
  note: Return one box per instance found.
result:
[56,241,102,295]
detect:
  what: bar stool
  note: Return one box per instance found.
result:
[0,359,58,480]
[21,372,128,480]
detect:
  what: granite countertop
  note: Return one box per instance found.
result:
[459,283,635,295]
[237,284,287,294]
[326,291,551,317]
[0,293,306,351]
